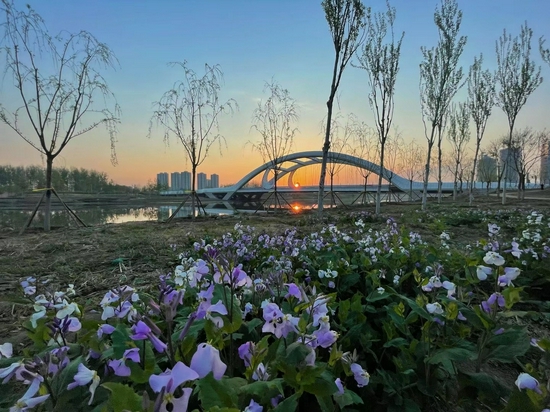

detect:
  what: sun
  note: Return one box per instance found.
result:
[294,182,300,188]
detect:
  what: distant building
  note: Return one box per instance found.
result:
[157,172,169,189]
[171,172,182,190]
[182,171,191,190]
[210,174,220,188]
[197,172,208,190]
[541,140,550,185]
[476,154,497,185]
[499,147,521,185]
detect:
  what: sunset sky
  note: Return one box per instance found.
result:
[1,0,549,187]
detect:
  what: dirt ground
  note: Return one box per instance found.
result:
[1,190,549,341]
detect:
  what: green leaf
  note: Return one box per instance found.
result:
[503,389,542,412]
[112,323,131,359]
[486,328,530,363]
[334,389,364,409]
[383,338,409,348]
[102,382,143,412]
[302,371,337,396]
[428,347,476,365]
[196,374,246,410]
[239,379,284,401]
[273,392,301,412]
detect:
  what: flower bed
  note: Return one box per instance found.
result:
[1,210,549,411]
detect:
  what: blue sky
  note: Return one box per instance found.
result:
[1,0,549,186]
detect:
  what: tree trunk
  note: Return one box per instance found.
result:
[44,156,54,231]
[422,132,435,211]
[318,98,334,215]
[191,166,196,219]
[437,126,443,204]
[469,134,481,206]
[329,173,334,208]
[376,142,385,215]
[274,168,278,212]
[409,179,413,202]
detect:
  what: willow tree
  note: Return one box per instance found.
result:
[467,54,495,205]
[0,0,120,231]
[419,0,466,210]
[495,23,542,204]
[446,102,470,200]
[250,81,299,211]
[355,0,404,214]
[318,0,365,214]
[149,62,236,220]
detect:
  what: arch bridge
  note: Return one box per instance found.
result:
[198,151,450,201]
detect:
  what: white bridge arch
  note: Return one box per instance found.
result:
[199,151,432,201]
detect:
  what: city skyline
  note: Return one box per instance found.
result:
[1,0,550,187]
[157,171,221,190]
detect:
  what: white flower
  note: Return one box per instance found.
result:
[376,287,385,294]
[483,251,505,266]
[67,364,101,405]
[476,265,492,281]
[426,302,444,315]
[55,300,80,319]
[0,342,12,359]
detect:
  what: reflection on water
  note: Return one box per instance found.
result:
[0,196,368,229]
[0,204,241,229]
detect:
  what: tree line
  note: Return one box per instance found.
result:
[0,165,135,195]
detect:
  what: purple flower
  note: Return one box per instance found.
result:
[149,362,198,412]
[284,283,302,302]
[190,343,227,380]
[244,399,263,412]
[238,342,253,367]
[108,348,140,377]
[487,292,505,308]
[457,312,467,321]
[131,321,167,353]
[515,373,541,394]
[97,324,116,339]
[67,364,100,405]
[11,378,50,411]
[350,363,370,388]
[197,300,227,328]
[0,361,25,383]
[334,378,345,395]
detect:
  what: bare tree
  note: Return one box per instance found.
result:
[467,54,495,205]
[398,139,424,201]
[495,23,543,204]
[0,0,119,231]
[446,102,470,200]
[318,0,365,214]
[250,81,299,211]
[383,130,403,202]
[507,128,547,199]
[419,0,466,210]
[351,116,377,204]
[322,112,354,207]
[149,61,236,219]
[355,0,404,214]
